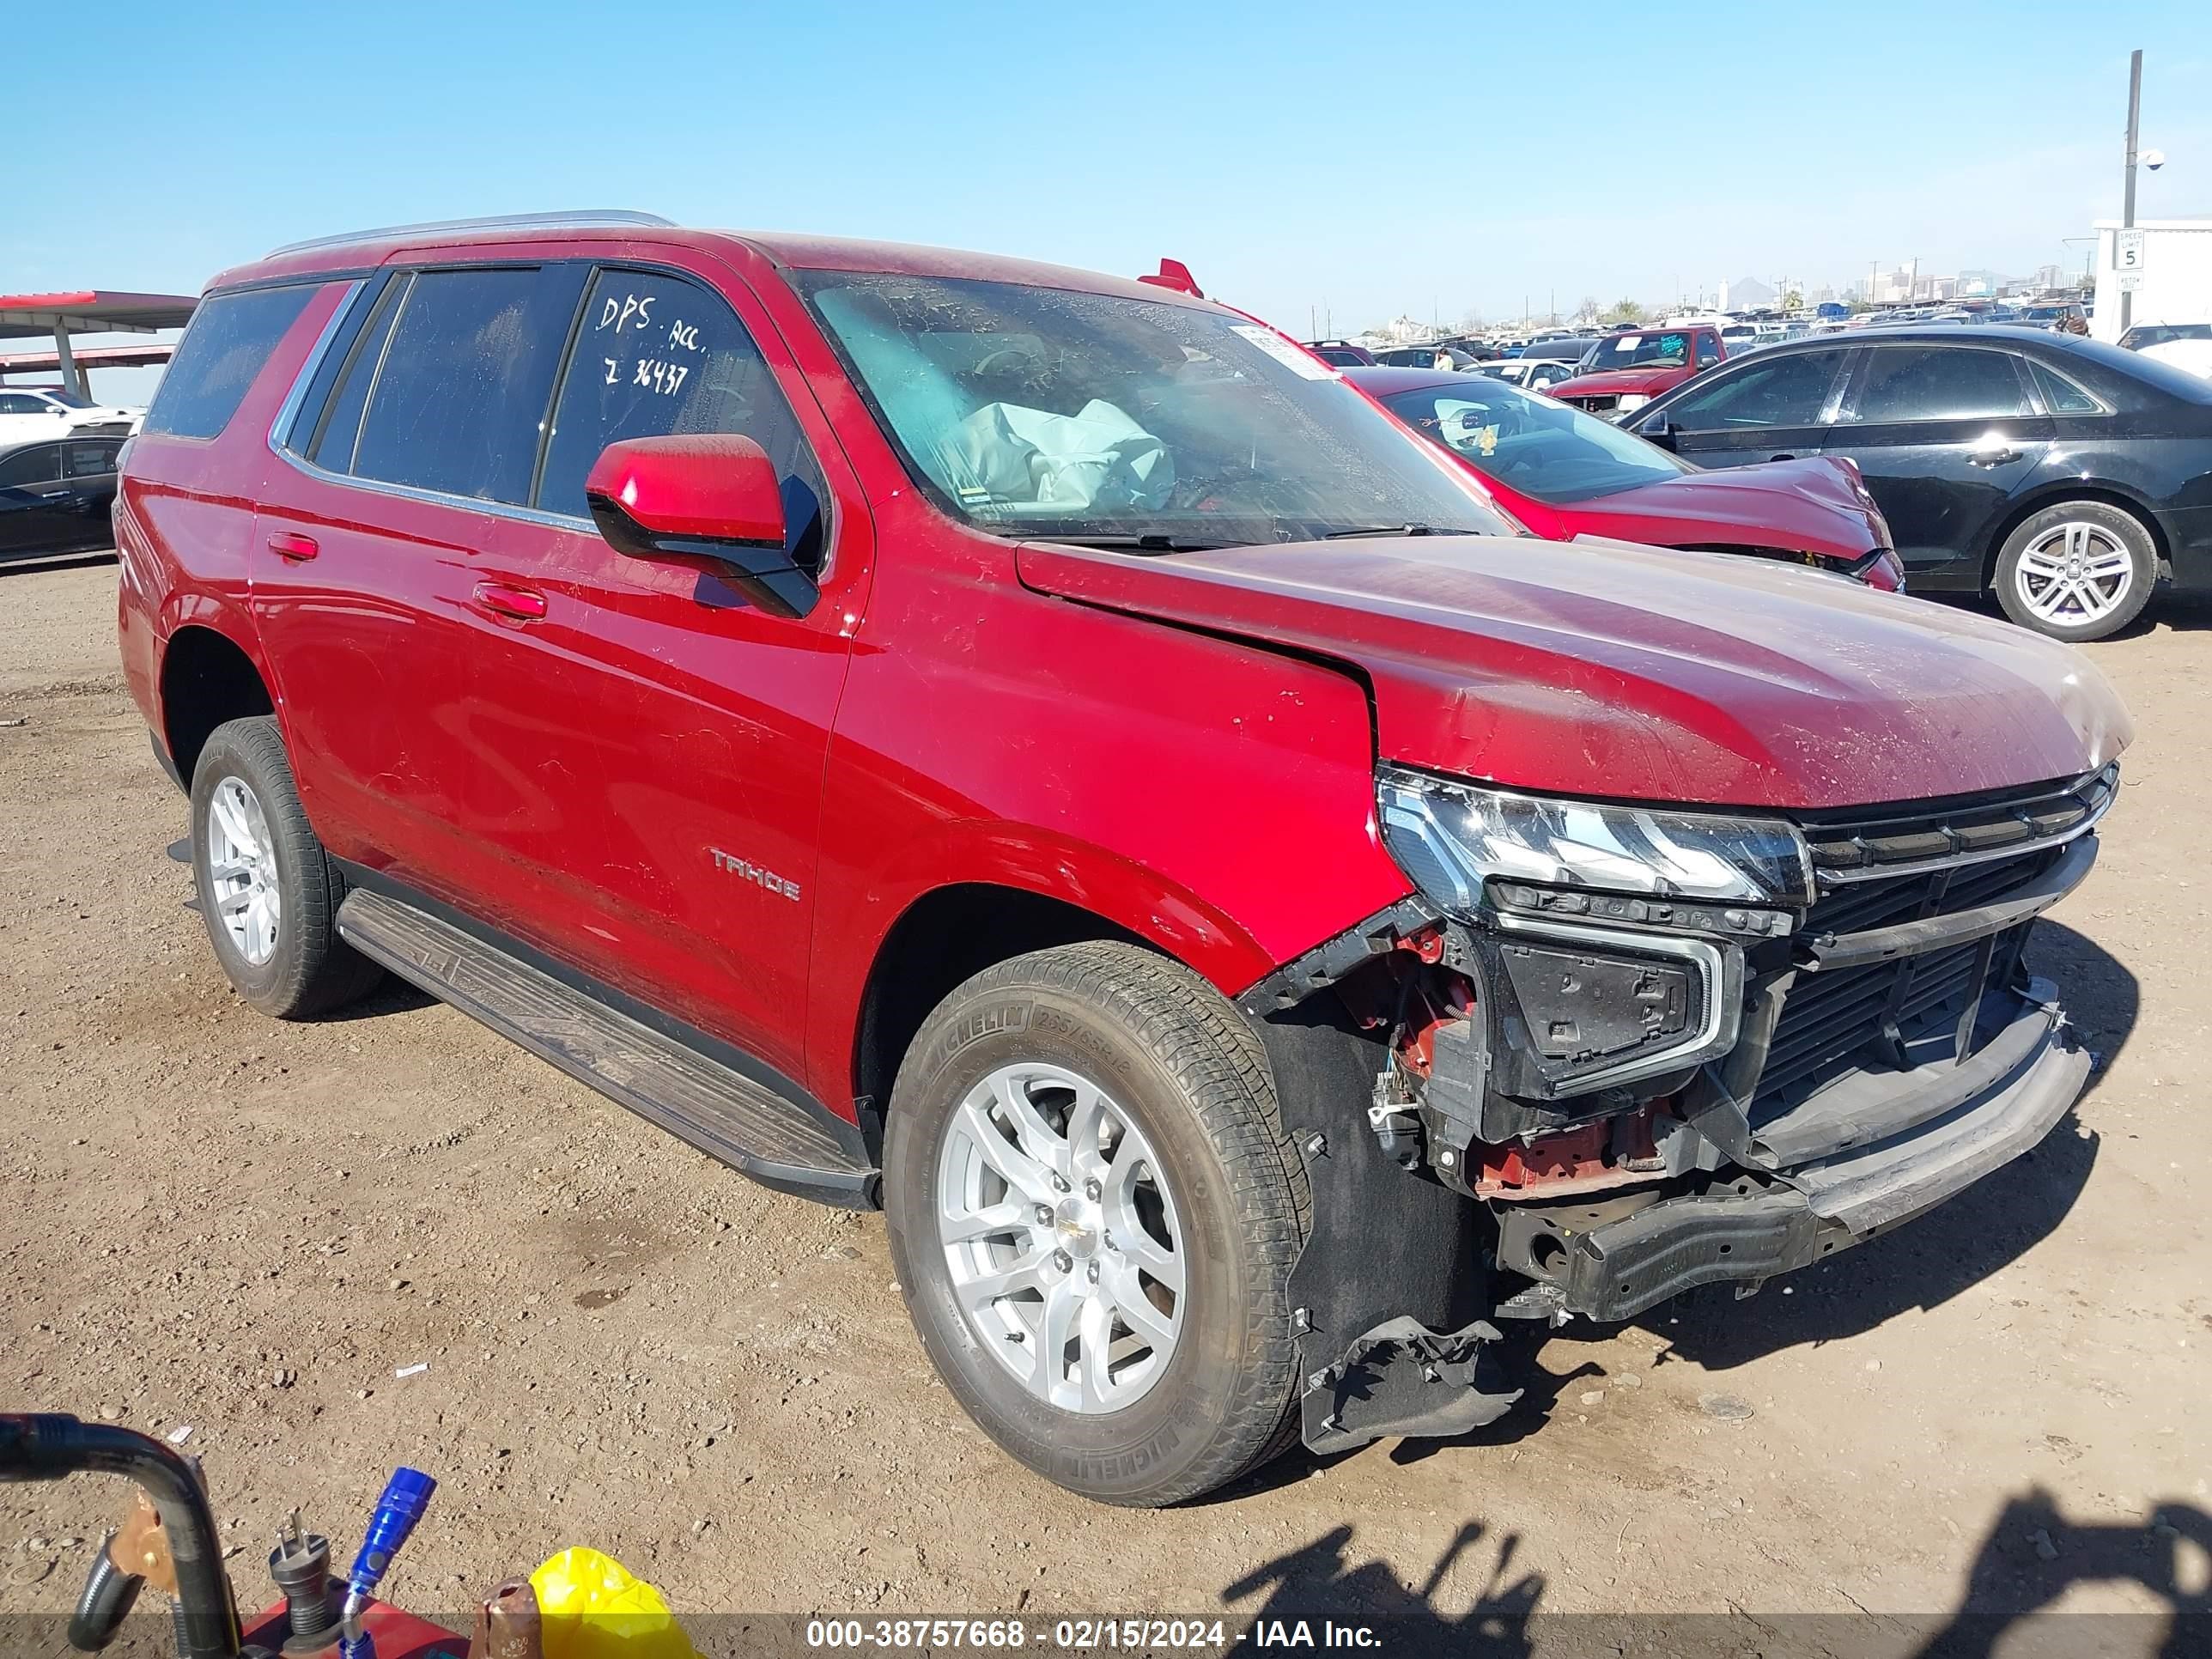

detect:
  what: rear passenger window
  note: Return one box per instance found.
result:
[2031,361,2103,415]
[143,284,314,441]
[536,267,826,571]
[349,267,579,505]
[64,441,119,477]
[1849,347,2032,422]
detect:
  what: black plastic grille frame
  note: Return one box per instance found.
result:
[1747,773,2106,1119]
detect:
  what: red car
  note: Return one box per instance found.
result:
[118,214,2127,1507]
[1347,365,1906,589]
[1545,324,1728,416]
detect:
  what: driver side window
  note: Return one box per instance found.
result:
[536,267,828,574]
[1665,350,1844,430]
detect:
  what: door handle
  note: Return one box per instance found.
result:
[1968,447,2022,467]
[471,580,548,622]
[266,531,319,562]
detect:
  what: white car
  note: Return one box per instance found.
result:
[0,387,143,446]
[1474,357,1577,393]
[2142,338,2212,381]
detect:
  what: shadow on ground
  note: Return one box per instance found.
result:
[1215,1493,2210,1657]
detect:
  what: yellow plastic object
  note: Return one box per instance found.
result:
[529,1548,696,1659]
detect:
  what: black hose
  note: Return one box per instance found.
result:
[0,1414,241,1659]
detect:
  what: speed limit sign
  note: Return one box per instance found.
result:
[2116,229,2147,270]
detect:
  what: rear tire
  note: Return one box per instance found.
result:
[883,941,1307,1507]
[190,716,382,1019]
[1993,501,2156,641]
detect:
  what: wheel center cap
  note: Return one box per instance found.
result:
[1054,1197,1103,1260]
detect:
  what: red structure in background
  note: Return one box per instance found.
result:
[0,290,196,397]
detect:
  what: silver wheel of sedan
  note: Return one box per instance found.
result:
[2013,520,2135,628]
[937,1061,1185,1413]
[204,776,281,966]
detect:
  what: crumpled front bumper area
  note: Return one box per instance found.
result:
[1501,979,2088,1323]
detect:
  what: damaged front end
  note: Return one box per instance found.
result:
[1243,762,2118,1455]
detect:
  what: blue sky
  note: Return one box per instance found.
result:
[8,0,2209,398]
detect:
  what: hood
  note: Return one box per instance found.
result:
[1551,457,1887,565]
[1015,535,2130,811]
[1548,366,1687,396]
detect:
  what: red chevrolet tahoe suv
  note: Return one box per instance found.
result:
[118,212,2130,1507]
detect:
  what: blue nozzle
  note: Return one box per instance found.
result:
[344,1468,436,1594]
[337,1468,436,1659]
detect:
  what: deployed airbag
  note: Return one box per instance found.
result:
[945,398,1174,514]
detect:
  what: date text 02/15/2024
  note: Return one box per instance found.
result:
[800,1618,1383,1650]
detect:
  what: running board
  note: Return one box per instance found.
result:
[335,889,878,1207]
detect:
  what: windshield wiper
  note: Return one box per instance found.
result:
[1028,532,1234,553]
[1322,524,1468,540]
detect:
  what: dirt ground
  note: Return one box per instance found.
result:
[3,556,2208,1656]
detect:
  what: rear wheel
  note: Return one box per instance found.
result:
[883,941,1307,1506]
[190,717,382,1018]
[1993,501,2156,641]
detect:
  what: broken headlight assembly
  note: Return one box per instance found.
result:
[1376,767,1814,1102]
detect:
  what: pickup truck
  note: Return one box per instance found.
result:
[1545,325,1728,417]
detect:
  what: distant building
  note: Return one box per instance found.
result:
[1718,276,1777,311]
[1378,314,1438,345]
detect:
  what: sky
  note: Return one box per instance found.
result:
[7,0,2210,401]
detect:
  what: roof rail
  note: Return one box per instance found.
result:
[265,210,677,258]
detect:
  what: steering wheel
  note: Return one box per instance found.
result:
[972,346,1043,377]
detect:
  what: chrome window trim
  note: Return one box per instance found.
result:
[1810,777,2117,886]
[265,279,365,456]
[272,446,596,533]
[1487,909,1741,1095]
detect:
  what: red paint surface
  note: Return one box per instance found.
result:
[1015,535,2130,810]
[585,434,784,545]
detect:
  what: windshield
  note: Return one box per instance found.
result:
[799,273,1513,547]
[33,387,93,408]
[2121,323,2212,349]
[1577,331,1694,372]
[1380,375,1693,504]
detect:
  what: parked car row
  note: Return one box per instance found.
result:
[0,386,143,443]
[1622,325,2212,639]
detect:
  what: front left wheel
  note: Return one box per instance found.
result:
[883,941,1309,1507]
[189,716,382,1018]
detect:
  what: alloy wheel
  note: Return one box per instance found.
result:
[204,776,282,966]
[2014,521,2134,628]
[936,1062,1185,1413]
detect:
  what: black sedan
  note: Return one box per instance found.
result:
[0,436,123,562]
[1623,326,2212,640]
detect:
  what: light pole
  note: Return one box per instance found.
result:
[2120,48,2142,334]
[2063,237,2095,291]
